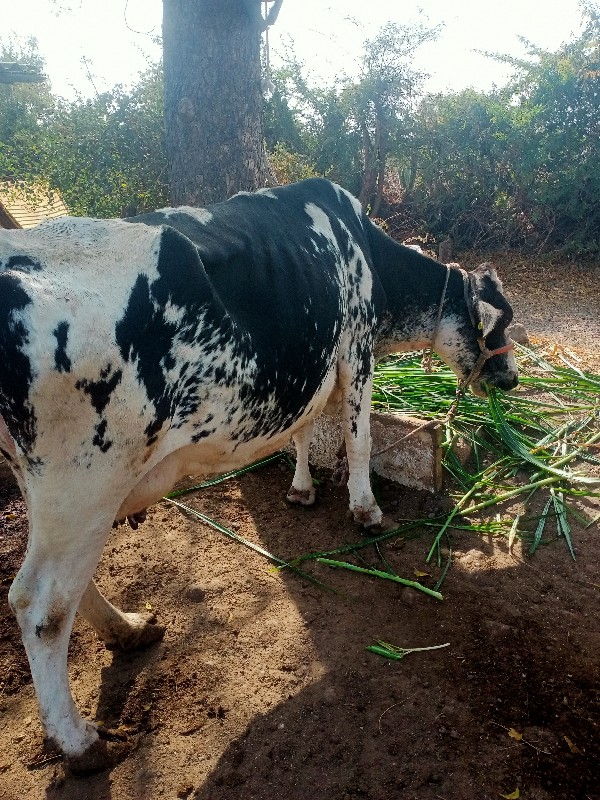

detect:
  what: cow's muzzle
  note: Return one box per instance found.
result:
[468,341,518,396]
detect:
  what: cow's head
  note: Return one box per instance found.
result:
[441,264,518,397]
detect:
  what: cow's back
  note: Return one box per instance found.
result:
[127,178,375,436]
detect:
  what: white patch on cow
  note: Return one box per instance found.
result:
[435,315,474,368]
[256,188,278,199]
[477,301,504,338]
[157,205,213,225]
[1,218,167,476]
[304,202,336,251]
[232,188,277,201]
[301,199,380,523]
[303,202,373,303]
[331,181,364,220]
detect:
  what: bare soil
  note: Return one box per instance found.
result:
[0,256,599,800]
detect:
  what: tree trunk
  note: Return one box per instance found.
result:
[358,108,388,216]
[371,122,388,218]
[163,0,271,206]
[358,121,377,212]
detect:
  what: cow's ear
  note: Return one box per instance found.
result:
[468,264,504,338]
[476,300,503,338]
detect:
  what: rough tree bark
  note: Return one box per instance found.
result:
[163,0,273,206]
[358,106,388,217]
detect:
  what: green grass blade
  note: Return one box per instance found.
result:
[316,558,443,600]
[529,497,553,555]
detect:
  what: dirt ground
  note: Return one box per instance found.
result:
[0,256,599,800]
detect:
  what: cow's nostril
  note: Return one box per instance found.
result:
[502,373,519,391]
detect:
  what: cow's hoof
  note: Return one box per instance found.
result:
[65,728,139,775]
[351,506,383,529]
[286,486,316,506]
[360,514,400,535]
[104,613,165,652]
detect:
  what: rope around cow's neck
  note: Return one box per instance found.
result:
[421,264,451,374]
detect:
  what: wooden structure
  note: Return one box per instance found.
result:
[0,182,69,230]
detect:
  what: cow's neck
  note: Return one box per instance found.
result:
[370,225,465,358]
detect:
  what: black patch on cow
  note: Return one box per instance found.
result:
[92,419,112,453]
[76,365,123,415]
[115,273,175,444]
[6,255,42,272]
[125,180,382,443]
[0,273,37,452]
[115,228,234,444]
[191,429,213,442]
[53,321,72,373]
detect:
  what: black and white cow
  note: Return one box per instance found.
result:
[0,178,517,770]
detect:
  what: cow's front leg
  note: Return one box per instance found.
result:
[339,359,382,528]
[287,420,316,506]
[8,513,134,772]
[78,580,165,651]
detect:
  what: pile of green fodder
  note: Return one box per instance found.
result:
[372,344,600,566]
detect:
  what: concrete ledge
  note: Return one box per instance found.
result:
[287,411,444,493]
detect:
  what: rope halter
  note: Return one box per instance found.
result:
[423,265,514,389]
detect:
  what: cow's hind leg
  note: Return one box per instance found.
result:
[287,420,317,506]
[8,510,136,772]
[78,580,165,651]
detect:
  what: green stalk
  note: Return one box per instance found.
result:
[287,522,425,566]
[316,558,443,600]
[366,641,450,661]
[165,453,284,497]
[551,487,575,559]
[426,483,479,563]
[461,475,562,515]
[487,390,598,484]
[165,497,335,592]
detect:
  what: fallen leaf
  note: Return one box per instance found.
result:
[414,569,431,578]
[499,790,520,799]
[143,704,152,712]
[508,728,523,741]
[564,735,580,754]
